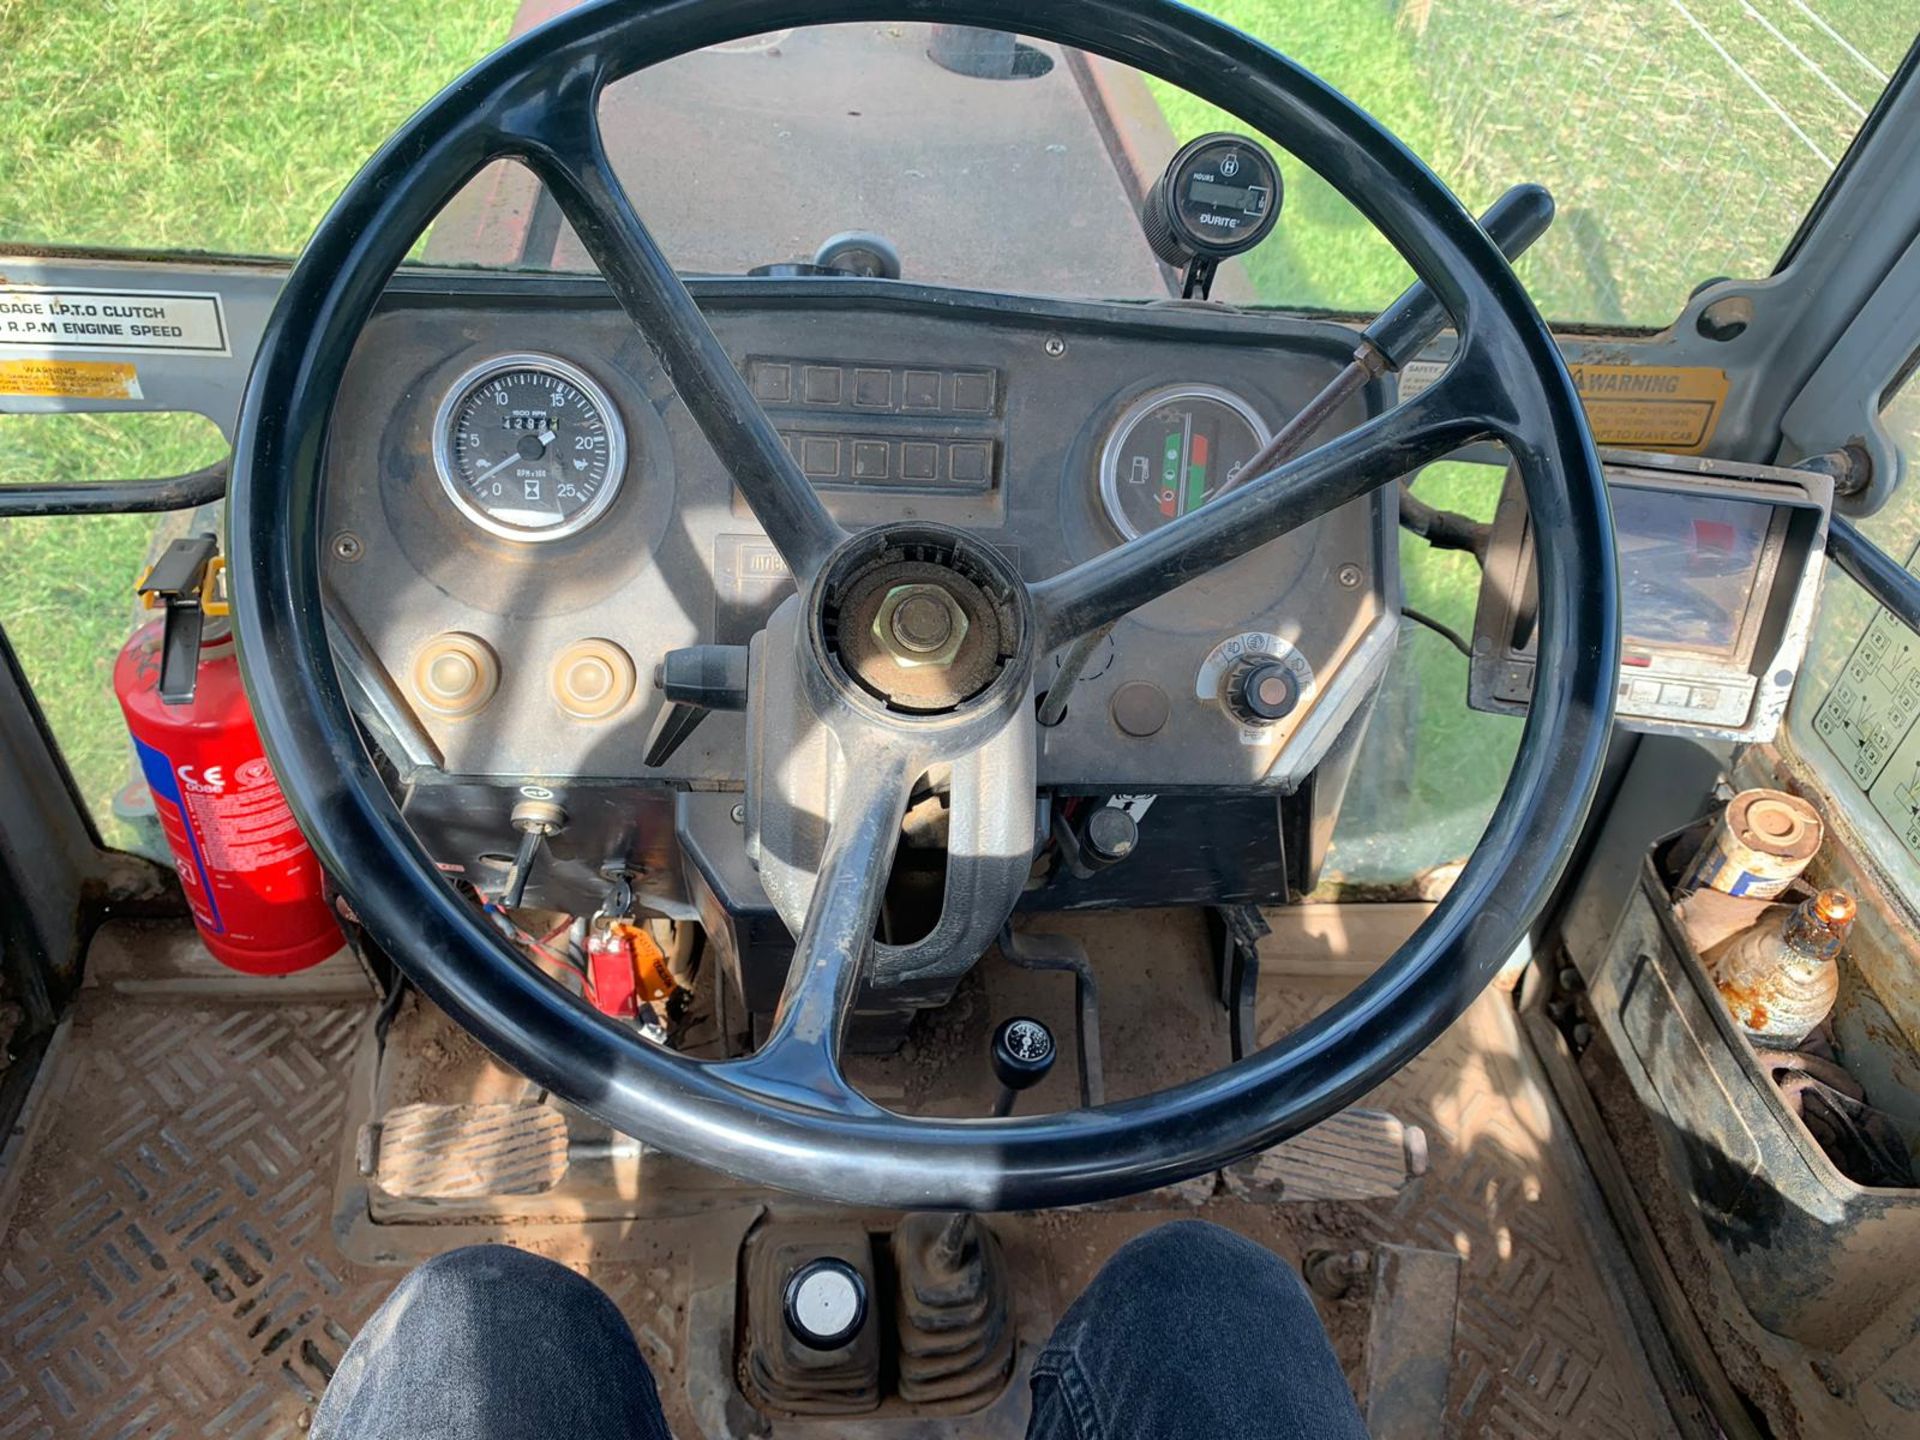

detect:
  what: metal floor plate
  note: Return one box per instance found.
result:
[2,921,1677,1439]
[0,997,692,1440]
[1254,979,1678,1439]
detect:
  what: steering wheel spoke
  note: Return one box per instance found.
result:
[1031,371,1490,649]
[711,744,921,1116]
[522,106,845,579]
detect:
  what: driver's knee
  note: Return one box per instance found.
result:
[1069,1219,1321,1333]
[1029,1221,1364,1439]
[315,1245,669,1440]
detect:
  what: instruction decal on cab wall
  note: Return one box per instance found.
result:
[1399,359,1728,453]
[0,285,229,356]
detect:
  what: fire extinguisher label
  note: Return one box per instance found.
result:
[133,735,224,935]
[177,756,312,872]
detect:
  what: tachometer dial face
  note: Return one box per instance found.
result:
[432,354,626,542]
[1098,385,1271,540]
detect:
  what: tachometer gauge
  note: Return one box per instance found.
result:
[432,353,626,542]
[1097,384,1271,540]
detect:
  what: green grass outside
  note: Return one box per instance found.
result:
[1152,0,1906,325]
[0,0,507,844]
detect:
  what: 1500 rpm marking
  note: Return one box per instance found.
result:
[432,353,627,543]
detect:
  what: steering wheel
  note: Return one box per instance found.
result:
[230,0,1617,1209]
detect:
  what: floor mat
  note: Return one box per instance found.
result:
[0,998,689,1439]
[1,925,1677,1439]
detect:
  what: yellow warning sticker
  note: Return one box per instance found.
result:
[1398,359,1729,454]
[1567,363,1727,453]
[0,357,143,400]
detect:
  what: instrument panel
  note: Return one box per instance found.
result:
[321,275,1396,793]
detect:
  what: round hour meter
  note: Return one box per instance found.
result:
[1141,133,1283,298]
[1144,133,1283,261]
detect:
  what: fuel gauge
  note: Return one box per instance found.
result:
[1097,384,1271,540]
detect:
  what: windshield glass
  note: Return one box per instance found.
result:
[1,6,1907,327]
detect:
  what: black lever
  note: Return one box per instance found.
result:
[1235,184,1556,483]
[642,644,750,768]
[137,533,222,706]
[990,1016,1056,1117]
[1363,183,1556,369]
[500,798,565,909]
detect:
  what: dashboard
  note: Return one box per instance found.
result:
[321,275,1397,799]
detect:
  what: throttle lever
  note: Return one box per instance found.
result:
[1364,182,1556,369]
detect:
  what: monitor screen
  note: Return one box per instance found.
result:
[1612,487,1772,659]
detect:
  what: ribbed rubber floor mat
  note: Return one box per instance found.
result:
[375,1102,570,1199]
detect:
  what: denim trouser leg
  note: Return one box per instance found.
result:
[1026,1220,1369,1439]
[316,1221,1364,1439]
[312,1246,671,1440]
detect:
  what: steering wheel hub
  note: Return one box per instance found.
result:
[813,524,1027,717]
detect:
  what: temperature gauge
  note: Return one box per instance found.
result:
[432,353,626,543]
[1097,384,1271,540]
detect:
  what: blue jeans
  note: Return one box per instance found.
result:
[314,1219,1367,1438]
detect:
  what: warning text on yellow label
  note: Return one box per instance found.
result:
[0,358,143,400]
[1568,364,1726,453]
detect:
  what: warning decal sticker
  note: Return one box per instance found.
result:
[1398,359,1728,453]
[0,285,229,355]
[1566,363,1727,453]
[0,358,142,399]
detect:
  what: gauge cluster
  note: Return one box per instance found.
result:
[321,274,1393,793]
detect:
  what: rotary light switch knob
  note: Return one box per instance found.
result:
[1225,656,1299,725]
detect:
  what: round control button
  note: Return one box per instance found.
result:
[411,632,499,718]
[1110,681,1171,738]
[1085,806,1139,861]
[552,638,637,721]
[782,1258,868,1351]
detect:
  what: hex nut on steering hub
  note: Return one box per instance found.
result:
[820,533,1019,715]
[872,583,970,668]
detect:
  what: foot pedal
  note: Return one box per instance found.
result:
[1364,1244,1461,1439]
[1223,1108,1426,1203]
[373,1102,570,1199]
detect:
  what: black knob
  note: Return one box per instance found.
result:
[782,1258,868,1351]
[991,1017,1055,1116]
[1084,806,1139,863]
[1227,658,1299,724]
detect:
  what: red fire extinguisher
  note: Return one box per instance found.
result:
[114,535,342,975]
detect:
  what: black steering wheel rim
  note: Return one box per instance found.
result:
[230,0,1617,1210]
